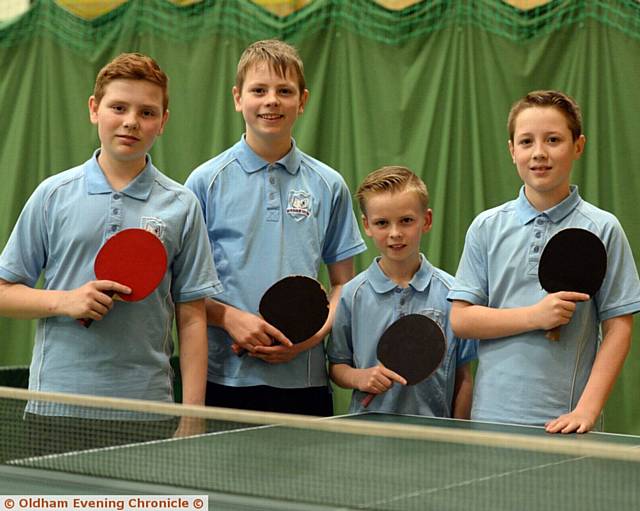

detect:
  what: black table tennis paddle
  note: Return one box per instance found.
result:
[362,314,446,408]
[235,275,330,355]
[538,228,607,341]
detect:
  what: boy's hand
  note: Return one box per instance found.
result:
[224,307,292,353]
[355,364,407,395]
[530,291,590,331]
[544,409,597,434]
[174,417,206,438]
[62,280,131,321]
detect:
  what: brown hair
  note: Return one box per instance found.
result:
[507,90,582,142]
[356,166,429,216]
[236,39,305,93]
[93,53,169,111]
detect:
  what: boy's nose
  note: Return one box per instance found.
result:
[532,144,547,159]
[265,90,280,105]
[123,116,139,129]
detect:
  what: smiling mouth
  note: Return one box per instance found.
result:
[258,113,284,120]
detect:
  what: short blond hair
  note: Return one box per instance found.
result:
[356,166,429,216]
[236,39,305,93]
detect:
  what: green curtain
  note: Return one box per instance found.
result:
[1,0,639,433]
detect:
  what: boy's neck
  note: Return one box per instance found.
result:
[97,151,147,191]
[245,133,293,164]
[378,255,422,288]
[524,185,571,212]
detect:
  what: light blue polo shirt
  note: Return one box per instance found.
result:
[185,136,367,388]
[327,255,478,416]
[448,185,640,426]
[0,151,222,417]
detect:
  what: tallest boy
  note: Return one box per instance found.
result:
[186,40,366,415]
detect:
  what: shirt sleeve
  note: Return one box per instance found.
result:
[447,218,489,305]
[327,291,355,366]
[170,193,223,303]
[321,176,367,264]
[596,219,640,321]
[0,183,49,287]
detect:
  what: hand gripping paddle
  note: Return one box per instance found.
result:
[79,228,168,328]
[235,275,330,356]
[362,314,446,408]
[538,228,607,341]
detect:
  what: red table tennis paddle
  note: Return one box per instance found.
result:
[538,228,607,341]
[362,314,446,408]
[79,228,168,328]
[235,275,329,356]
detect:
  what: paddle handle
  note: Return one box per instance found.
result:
[77,290,115,329]
[361,393,376,408]
[545,327,561,341]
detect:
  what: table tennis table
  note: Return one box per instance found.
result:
[1,412,639,511]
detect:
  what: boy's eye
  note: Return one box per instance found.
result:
[142,110,156,118]
[250,87,265,94]
[401,217,415,224]
[547,136,560,143]
[111,105,125,113]
[374,220,388,227]
[518,138,532,146]
[279,88,293,95]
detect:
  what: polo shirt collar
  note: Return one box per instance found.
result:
[234,135,302,175]
[515,185,581,225]
[85,149,157,201]
[367,254,433,294]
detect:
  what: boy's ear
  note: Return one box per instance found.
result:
[232,86,242,112]
[298,89,309,114]
[422,208,433,234]
[88,96,99,125]
[362,214,372,236]
[574,134,586,159]
[508,139,516,164]
[157,109,170,135]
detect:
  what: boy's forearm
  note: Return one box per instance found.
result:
[450,301,536,339]
[572,315,632,421]
[177,300,208,406]
[329,362,360,390]
[0,280,66,319]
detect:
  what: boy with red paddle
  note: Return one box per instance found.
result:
[328,167,477,418]
[0,54,220,447]
[449,91,640,433]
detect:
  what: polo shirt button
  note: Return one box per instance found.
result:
[535,232,541,238]
[113,193,121,200]
[533,246,539,253]
[269,177,276,184]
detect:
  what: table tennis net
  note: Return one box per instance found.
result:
[1,386,639,511]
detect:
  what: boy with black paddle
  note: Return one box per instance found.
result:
[0,54,220,447]
[185,40,366,415]
[328,167,477,417]
[449,90,640,433]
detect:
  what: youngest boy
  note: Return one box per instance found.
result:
[328,166,477,417]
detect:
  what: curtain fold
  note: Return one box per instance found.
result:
[1,0,639,432]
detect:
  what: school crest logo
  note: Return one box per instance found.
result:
[140,216,166,240]
[286,190,312,221]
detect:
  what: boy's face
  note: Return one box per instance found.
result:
[89,79,168,170]
[233,62,308,150]
[508,106,585,208]
[363,189,432,270]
